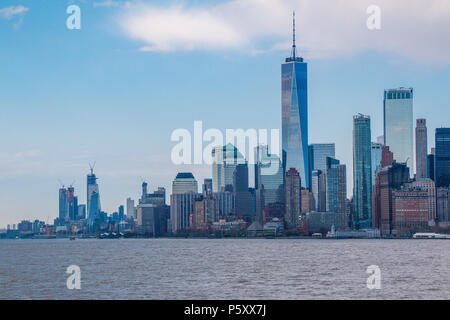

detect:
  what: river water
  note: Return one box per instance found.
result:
[0,238,448,299]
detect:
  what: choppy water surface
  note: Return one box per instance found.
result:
[0,238,448,299]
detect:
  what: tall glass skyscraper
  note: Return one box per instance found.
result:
[415,119,428,179]
[282,12,309,189]
[353,114,372,229]
[255,145,284,206]
[435,128,450,187]
[325,157,347,215]
[371,142,383,185]
[383,88,414,176]
[87,166,101,224]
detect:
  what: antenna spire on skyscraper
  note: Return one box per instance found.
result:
[292,10,296,59]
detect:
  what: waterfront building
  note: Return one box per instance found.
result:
[87,166,101,224]
[325,157,347,215]
[372,162,410,235]
[141,185,166,206]
[212,144,245,192]
[406,178,436,223]
[282,13,309,188]
[172,173,198,194]
[353,114,372,229]
[191,196,217,230]
[310,169,322,211]
[58,187,68,222]
[308,143,335,186]
[136,203,169,236]
[254,145,284,207]
[371,142,383,184]
[301,189,313,213]
[393,187,429,235]
[436,187,450,225]
[213,191,235,218]
[203,178,213,196]
[77,204,86,220]
[435,128,450,187]
[233,164,256,220]
[415,119,428,179]
[306,211,348,233]
[381,146,394,168]
[285,168,301,229]
[126,197,135,219]
[383,88,414,176]
[427,149,435,181]
[170,192,198,233]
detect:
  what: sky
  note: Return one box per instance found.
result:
[1,0,449,227]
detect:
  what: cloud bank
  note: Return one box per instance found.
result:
[118,0,450,64]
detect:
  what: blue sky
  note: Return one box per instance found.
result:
[1,0,450,227]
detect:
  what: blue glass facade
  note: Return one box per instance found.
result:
[282,57,309,189]
[435,128,450,187]
[353,114,372,229]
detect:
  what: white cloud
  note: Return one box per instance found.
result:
[0,5,28,19]
[118,0,450,65]
[93,0,130,8]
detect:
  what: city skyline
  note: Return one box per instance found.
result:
[1,0,450,227]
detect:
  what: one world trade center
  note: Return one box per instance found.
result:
[282,12,309,188]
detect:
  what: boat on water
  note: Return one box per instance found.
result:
[70,237,76,241]
[413,232,450,239]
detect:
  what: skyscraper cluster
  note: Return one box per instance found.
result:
[6,13,450,239]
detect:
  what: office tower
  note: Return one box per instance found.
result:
[213,191,235,218]
[58,187,68,221]
[233,163,255,220]
[118,205,125,221]
[381,146,394,168]
[393,187,429,235]
[427,149,435,181]
[325,157,347,215]
[141,186,166,206]
[212,144,245,192]
[383,88,414,176]
[255,145,284,206]
[203,178,213,196]
[126,198,135,219]
[67,186,76,221]
[140,181,148,203]
[170,192,198,233]
[77,204,86,220]
[285,168,301,228]
[191,196,217,230]
[436,188,449,224]
[372,162,409,235]
[415,119,428,179]
[212,146,224,192]
[136,203,169,236]
[301,189,313,213]
[311,170,321,211]
[407,178,436,223]
[435,128,450,187]
[172,172,198,194]
[353,114,372,229]
[308,143,336,172]
[87,166,101,223]
[282,13,309,188]
[371,142,383,185]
